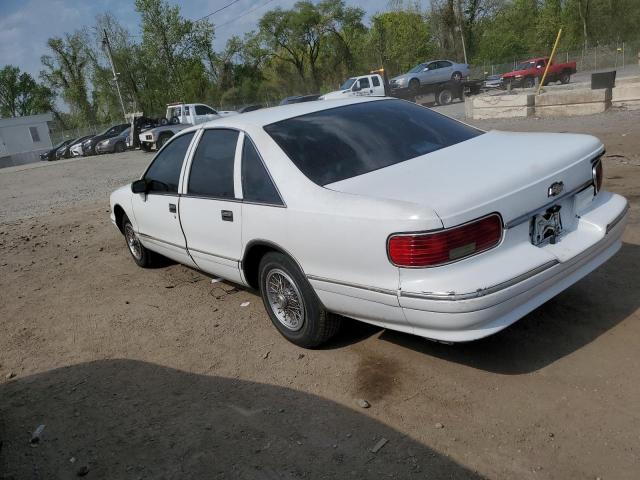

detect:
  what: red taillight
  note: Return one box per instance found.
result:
[388,214,503,267]
[593,160,603,193]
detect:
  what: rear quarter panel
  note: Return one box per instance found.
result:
[240,126,443,293]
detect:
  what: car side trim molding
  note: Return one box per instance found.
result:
[188,247,239,263]
[400,260,559,301]
[138,232,186,251]
[306,275,398,297]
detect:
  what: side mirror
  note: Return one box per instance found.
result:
[131,179,148,194]
[352,83,361,92]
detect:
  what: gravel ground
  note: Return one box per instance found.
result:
[1,110,639,479]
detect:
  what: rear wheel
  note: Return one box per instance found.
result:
[123,216,156,268]
[436,88,453,105]
[259,252,341,348]
[559,71,571,84]
[451,71,463,82]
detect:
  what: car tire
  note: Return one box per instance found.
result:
[523,77,535,88]
[122,215,156,268]
[451,71,463,82]
[408,78,420,93]
[160,118,169,126]
[559,71,571,84]
[259,252,341,348]
[436,88,453,105]
[141,143,152,152]
[115,141,126,153]
[157,133,172,150]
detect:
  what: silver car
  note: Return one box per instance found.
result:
[390,60,469,91]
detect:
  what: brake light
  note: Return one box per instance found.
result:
[592,159,603,193]
[388,214,503,267]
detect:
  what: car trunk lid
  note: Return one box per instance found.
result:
[325,130,602,228]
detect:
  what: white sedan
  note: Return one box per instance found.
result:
[110,97,628,347]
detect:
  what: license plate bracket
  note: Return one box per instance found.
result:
[531,205,563,246]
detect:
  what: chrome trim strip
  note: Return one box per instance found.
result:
[188,247,239,263]
[606,203,629,234]
[306,275,398,296]
[505,180,593,229]
[138,233,186,250]
[400,260,559,301]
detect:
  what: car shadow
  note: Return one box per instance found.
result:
[379,241,640,374]
[0,360,484,479]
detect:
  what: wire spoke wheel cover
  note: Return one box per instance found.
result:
[265,268,305,331]
[125,223,142,261]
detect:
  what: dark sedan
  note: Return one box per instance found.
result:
[40,139,75,161]
[82,124,129,156]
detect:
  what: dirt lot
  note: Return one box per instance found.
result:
[1,109,639,479]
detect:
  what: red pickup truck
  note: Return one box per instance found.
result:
[502,57,577,89]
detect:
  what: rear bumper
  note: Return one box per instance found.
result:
[310,191,628,342]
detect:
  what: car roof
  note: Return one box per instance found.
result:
[183,96,392,131]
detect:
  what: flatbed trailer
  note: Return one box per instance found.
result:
[390,79,482,105]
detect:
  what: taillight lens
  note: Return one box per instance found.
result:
[388,214,503,268]
[592,159,603,193]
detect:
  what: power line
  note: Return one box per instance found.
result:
[195,0,243,22]
[215,0,277,31]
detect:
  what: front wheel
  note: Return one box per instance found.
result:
[259,252,341,348]
[408,78,420,93]
[140,143,152,152]
[523,77,535,88]
[115,141,126,153]
[123,216,156,268]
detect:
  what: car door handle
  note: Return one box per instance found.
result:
[169,203,176,213]
[221,210,233,222]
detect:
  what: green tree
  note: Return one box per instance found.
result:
[40,31,96,125]
[0,65,54,117]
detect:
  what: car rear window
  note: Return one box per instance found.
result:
[263,99,482,186]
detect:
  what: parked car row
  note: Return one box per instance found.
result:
[41,123,130,161]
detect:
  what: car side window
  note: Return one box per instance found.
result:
[188,129,239,199]
[372,76,380,87]
[427,62,438,70]
[241,136,282,205]
[439,61,452,68]
[144,132,194,194]
[195,105,217,115]
[359,77,370,89]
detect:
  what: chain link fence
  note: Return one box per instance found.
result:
[49,123,114,147]
[470,41,640,78]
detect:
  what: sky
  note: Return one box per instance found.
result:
[0,0,393,79]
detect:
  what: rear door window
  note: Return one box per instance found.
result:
[264,99,482,186]
[188,129,239,199]
[372,76,380,87]
[241,136,282,205]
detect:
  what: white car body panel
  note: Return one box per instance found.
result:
[70,142,84,157]
[110,97,628,343]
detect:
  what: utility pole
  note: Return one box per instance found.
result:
[102,29,127,121]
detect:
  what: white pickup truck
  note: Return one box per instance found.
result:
[320,74,386,100]
[139,103,237,151]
